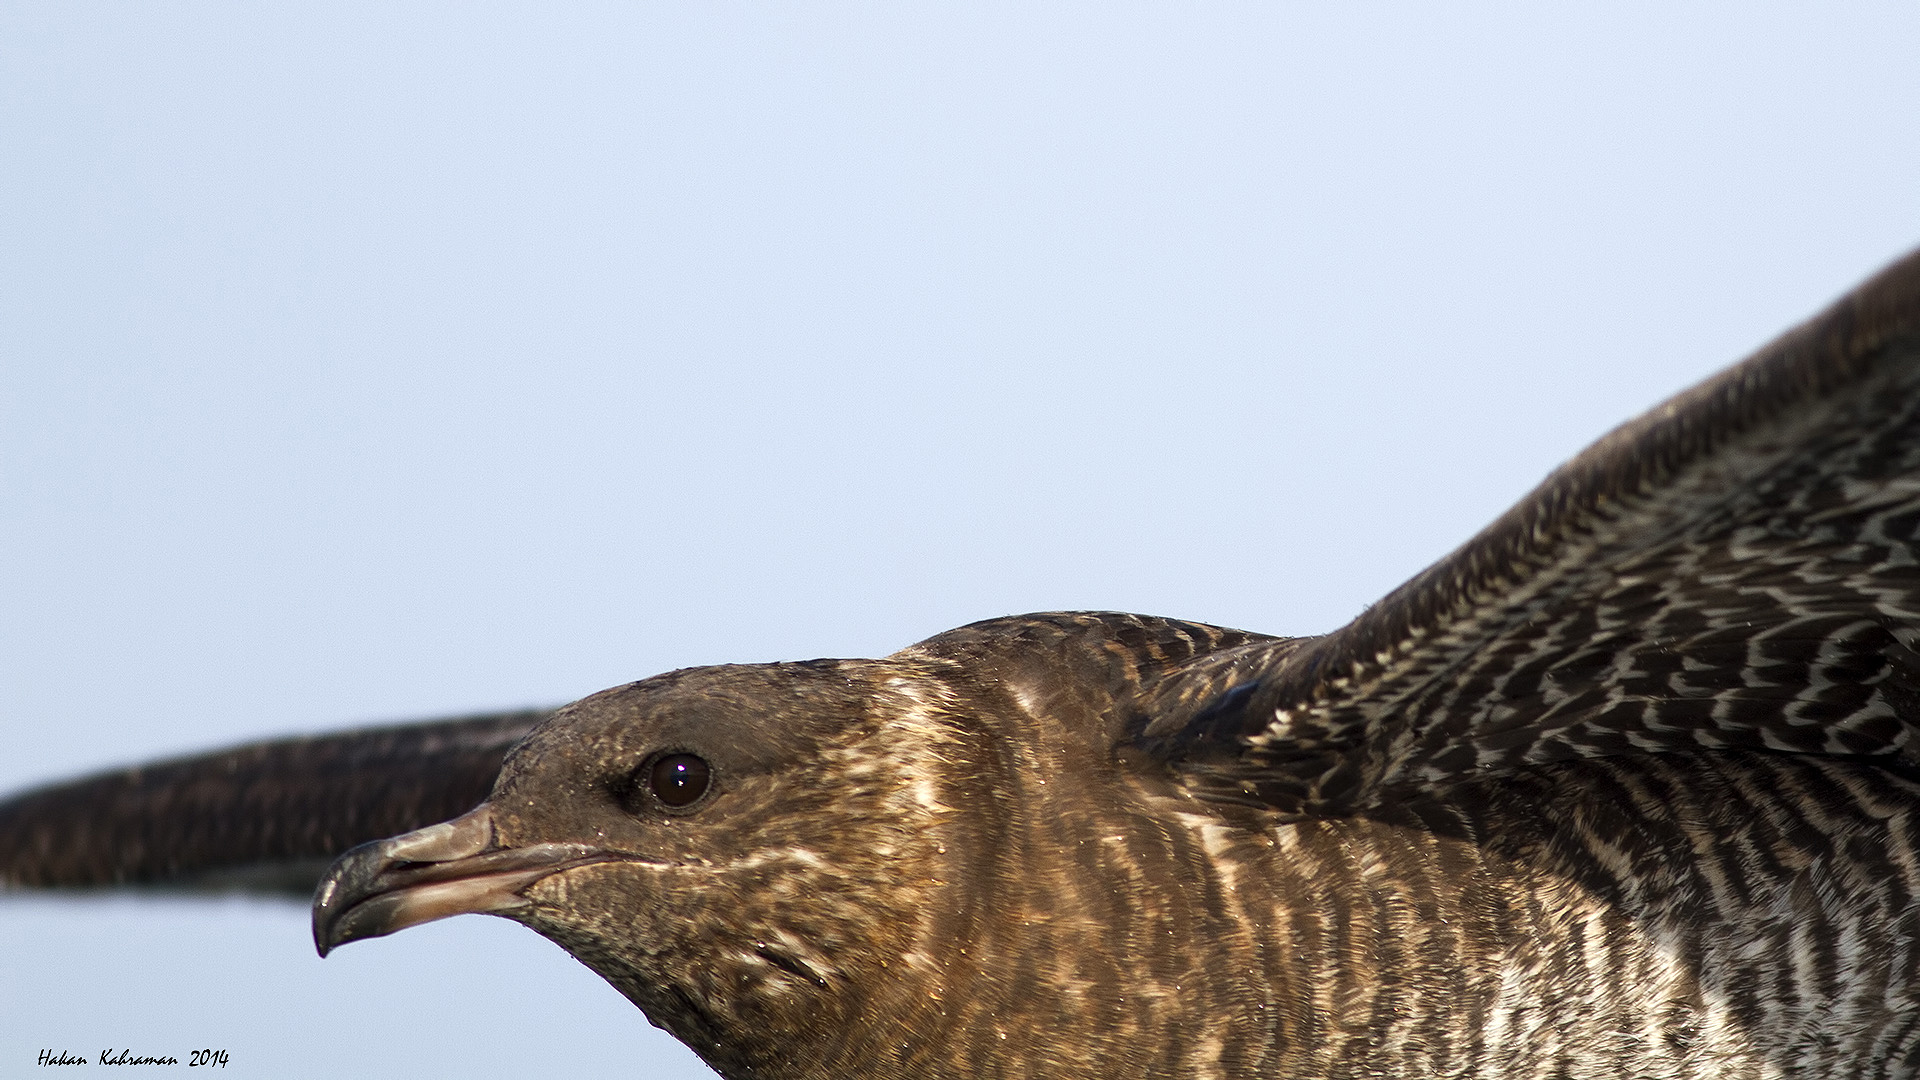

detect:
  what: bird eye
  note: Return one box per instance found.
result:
[646,753,712,809]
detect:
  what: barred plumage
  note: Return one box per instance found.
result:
[9,249,1920,1077]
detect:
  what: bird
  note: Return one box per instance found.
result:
[9,248,1920,1078]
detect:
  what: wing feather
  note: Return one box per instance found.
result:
[1142,248,1920,816]
[0,710,546,896]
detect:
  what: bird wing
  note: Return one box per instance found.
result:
[1139,248,1920,817]
[0,710,546,896]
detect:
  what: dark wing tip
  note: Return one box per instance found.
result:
[0,709,549,897]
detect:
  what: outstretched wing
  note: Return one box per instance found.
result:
[1141,248,1920,816]
[0,710,546,896]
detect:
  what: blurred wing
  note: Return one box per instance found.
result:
[0,710,547,896]
[1141,249,1920,816]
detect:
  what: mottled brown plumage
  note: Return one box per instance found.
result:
[12,250,1920,1077]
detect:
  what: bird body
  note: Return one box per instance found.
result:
[12,249,1920,1077]
[417,618,1920,1079]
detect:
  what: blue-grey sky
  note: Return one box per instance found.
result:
[5,4,1920,1077]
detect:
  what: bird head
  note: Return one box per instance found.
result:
[312,657,1004,1076]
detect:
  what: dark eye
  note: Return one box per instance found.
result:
[646,753,712,809]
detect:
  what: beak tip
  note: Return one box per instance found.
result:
[312,876,340,956]
[310,833,409,958]
[307,804,578,957]
[312,908,337,957]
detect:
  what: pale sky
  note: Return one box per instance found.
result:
[5,5,1920,1077]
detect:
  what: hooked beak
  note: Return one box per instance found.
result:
[311,804,610,956]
